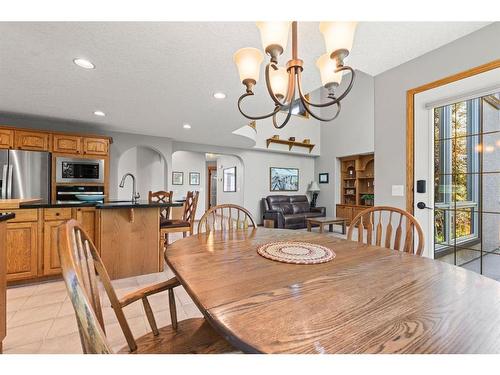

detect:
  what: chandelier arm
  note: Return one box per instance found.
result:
[300,99,342,122]
[264,63,293,107]
[296,66,356,108]
[237,92,281,121]
[272,84,296,129]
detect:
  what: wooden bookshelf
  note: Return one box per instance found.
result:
[337,153,375,224]
[266,138,315,153]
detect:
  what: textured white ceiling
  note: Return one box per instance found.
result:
[0,22,490,147]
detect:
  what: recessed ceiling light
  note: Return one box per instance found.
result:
[73,58,95,69]
[213,92,226,99]
[93,110,106,117]
[183,124,191,129]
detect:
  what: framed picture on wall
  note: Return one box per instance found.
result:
[223,167,236,192]
[270,167,299,191]
[319,173,329,184]
[189,172,200,185]
[172,171,183,185]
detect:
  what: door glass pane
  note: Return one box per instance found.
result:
[433,92,500,280]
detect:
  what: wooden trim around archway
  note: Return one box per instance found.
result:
[405,59,500,214]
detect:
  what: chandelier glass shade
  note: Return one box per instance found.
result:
[233,21,357,128]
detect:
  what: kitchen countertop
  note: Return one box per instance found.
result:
[0,198,43,210]
[1,200,183,210]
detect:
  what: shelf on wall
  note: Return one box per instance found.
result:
[266,138,315,153]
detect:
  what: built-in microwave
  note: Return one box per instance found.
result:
[55,157,105,184]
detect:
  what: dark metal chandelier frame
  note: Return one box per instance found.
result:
[237,21,356,129]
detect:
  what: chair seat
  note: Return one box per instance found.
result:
[118,318,236,354]
[160,219,190,228]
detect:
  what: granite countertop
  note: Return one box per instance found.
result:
[0,212,15,222]
[13,200,183,209]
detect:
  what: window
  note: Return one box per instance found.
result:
[433,92,500,279]
[434,99,480,252]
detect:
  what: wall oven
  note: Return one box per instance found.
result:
[55,157,104,184]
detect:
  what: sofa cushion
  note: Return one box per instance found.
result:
[292,202,310,214]
[266,195,290,206]
[270,202,294,215]
[289,195,309,204]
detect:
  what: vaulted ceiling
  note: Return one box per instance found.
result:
[0,22,490,147]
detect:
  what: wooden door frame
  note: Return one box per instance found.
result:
[406,59,500,214]
[207,165,217,209]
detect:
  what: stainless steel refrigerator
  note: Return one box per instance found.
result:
[0,150,51,200]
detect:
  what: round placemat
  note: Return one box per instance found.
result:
[257,241,335,264]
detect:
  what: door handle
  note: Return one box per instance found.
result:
[417,202,433,210]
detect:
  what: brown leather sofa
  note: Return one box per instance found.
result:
[262,195,326,229]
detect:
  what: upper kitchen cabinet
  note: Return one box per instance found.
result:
[14,130,51,151]
[0,129,14,149]
[83,137,109,156]
[52,134,82,154]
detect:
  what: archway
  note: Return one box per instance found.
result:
[117,146,168,201]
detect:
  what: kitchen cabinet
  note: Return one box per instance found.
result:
[52,134,82,154]
[5,221,39,282]
[73,207,98,249]
[0,129,13,149]
[42,220,64,276]
[14,130,51,151]
[83,138,109,156]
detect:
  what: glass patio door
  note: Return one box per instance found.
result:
[433,92,500,280]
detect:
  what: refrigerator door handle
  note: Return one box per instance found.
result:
[7,164,13,199]
[1,164,7,199]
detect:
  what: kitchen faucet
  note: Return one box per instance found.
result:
[119,173,140,203]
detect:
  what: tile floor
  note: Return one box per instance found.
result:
[3,232,202,354]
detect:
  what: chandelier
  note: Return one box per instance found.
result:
[233,21,357,129]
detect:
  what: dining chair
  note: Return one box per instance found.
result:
[149,190,173,251]
[160,191,199,250]
[198,204,256,233]
[58,219,234,354]
[347,206,425,255]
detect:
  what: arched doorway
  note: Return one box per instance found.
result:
[117,146,168,201]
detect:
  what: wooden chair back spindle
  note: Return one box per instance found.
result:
[198,204,256,233]
[347,206,424,255]
[183,191,199,231]
[59,220,138,353]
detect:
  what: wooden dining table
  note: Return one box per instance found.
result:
[165,228,500,354]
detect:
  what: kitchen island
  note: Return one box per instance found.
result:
[0,200,182,283]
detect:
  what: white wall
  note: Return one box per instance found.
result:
[374,22,500,209]
[117,146,167,201]
[171,151,206,218]
[173,141,315,223]
[216,155,244,207]
[314,70,375,216]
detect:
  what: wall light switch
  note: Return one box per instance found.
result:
[391,185,404,197]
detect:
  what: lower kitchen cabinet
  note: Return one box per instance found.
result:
[5,222,39,282]
[73,207,98,248]
[1,206,99,283]
[43,220,65,276]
